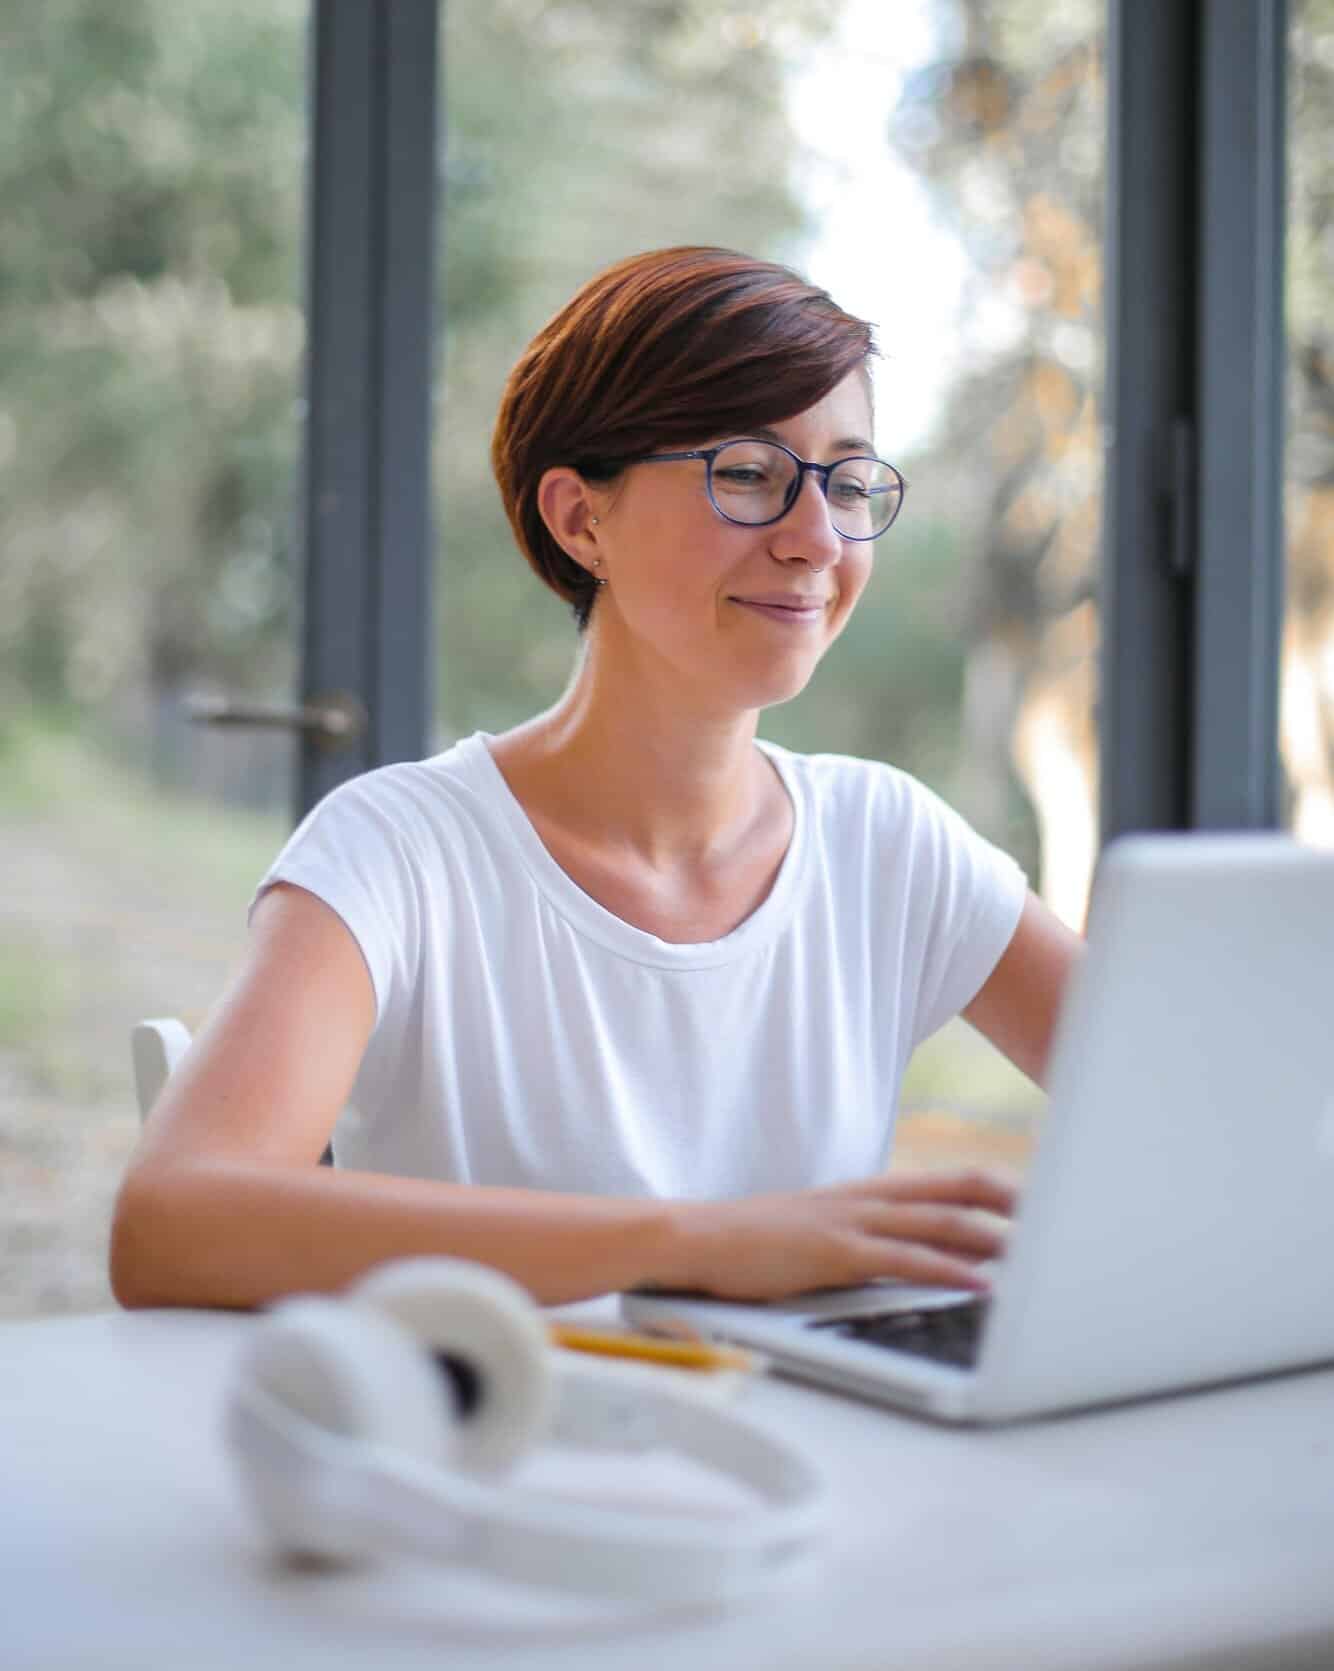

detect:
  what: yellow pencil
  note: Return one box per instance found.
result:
[547,1321,756,1372]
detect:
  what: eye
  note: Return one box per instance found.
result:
[711,440,792,493]
[715,464,773,487]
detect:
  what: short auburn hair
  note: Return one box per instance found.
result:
[490,246,878,628]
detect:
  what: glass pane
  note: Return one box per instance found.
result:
[1282,1,1334,847]
[782,1,1104,1167]
[434,0,1103,1176]
[1,3,307,1315]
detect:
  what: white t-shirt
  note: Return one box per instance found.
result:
[252,734,1028,1199]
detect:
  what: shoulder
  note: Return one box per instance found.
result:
[763,741,1027,921]
[263,736,511,921]
[760,740,962,839]
[252,737,504,1002]
[300,735,493,851]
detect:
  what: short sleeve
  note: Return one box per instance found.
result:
[249,774,422,1024]
[906,779,1029,1049]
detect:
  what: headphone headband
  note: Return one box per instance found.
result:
[224,1261,829,1605]
[231,1375,824,1601]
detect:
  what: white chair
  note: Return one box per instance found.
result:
[131,1018,193,1121]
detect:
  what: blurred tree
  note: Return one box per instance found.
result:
[886,0,1334,909]
[1284,0,1334,844]
[888,0,1104,910]
[0,0,306,753]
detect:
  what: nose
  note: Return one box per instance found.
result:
[768,468,844,571]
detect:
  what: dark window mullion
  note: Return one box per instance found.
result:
[1101,0,1287,843]
[1099,1,1199,843]
[298,0,438,818]
[1191,0,1287,829]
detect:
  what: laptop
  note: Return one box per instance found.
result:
[623,832,1334,1424]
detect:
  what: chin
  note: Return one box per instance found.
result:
[731,657,822,712]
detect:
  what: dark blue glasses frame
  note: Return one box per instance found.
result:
[628,438,906,540]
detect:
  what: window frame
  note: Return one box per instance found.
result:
[297,0,439,815]
[1101,0,1287,840]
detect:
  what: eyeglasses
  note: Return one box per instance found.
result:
[627,438,906,541]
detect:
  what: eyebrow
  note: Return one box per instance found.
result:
[746,425,878,457]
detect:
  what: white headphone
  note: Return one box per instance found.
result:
[225,1257,828,1605]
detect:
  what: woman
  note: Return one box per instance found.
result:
[111,247,1083,1311]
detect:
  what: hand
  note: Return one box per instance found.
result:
[661,1168,1018,1303]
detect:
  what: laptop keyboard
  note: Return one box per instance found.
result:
[810,1298,989,1369]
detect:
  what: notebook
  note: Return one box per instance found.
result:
[623,832,1334,1423]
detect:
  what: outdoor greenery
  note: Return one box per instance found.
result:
[0,1,306,735]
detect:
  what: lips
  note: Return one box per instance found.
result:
[728,594,830,629]
[728,593,829,610]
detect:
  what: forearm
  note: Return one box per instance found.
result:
[109,1159,687,1311]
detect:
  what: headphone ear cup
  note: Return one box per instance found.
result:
[228,1297,458,1564]
[350,1257,554,1475]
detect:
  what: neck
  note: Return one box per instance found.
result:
[496,628,770,867]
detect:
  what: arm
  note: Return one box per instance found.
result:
[111,884,1022,1310]
[109,884,681,1310]
[960,890,1085,1089]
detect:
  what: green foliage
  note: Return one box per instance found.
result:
[0,0,305,732]
[1290,0,1334,335]
[0,709,286,1099]
[901,1016,1043,1120]
[1,0,305,305]
[0,931,70,1065]
[1,708,285,888]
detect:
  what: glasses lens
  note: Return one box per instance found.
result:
[708,441,798,525]
[827,458,904,539]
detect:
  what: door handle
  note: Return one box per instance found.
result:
[185,690,368,752]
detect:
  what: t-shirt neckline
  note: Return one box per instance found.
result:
[458,731,809,970]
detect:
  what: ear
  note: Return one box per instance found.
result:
[536,467,603,576]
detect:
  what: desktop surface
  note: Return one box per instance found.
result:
[5,1304,1334,1671]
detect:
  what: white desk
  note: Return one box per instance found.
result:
[4,1306,1334,1671]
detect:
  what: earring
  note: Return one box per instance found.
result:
[589,517,600,527]
[590,557,607,588]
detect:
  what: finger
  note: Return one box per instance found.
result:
[851,1236,994,1292]
[877,1166,1020,1217]
[867,1203,1009,1261]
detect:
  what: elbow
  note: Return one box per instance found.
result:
[108,1167,179,1309]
